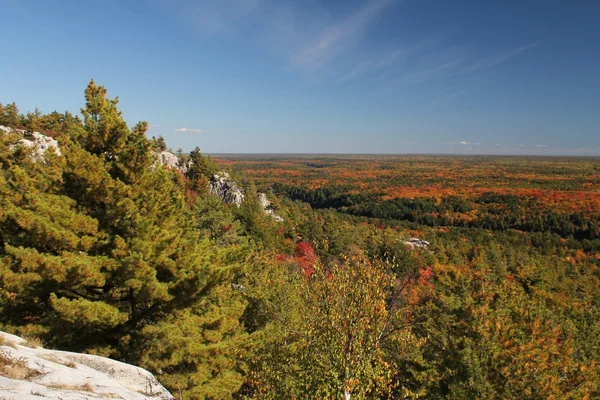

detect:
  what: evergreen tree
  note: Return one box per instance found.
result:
[185,146,219,192]
[0,81,253,399]
[0,102,21,128]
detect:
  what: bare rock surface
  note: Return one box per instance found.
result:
[1,125,61,161]
[403,237,431,250]
[155,150,188,173]
[258,193,284,222]
[209,172,245,206]
[0,331,173,400]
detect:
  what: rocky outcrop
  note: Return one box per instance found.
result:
[258,193,284,222]
[2,125,179,171]
[156,150,188,173]
[1,125,282,220]
[209,172,245,206]
[1,125,61,161]
[0,331,173,400]
[403,237,431,250]
[208,173,284,221]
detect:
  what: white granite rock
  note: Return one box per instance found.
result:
[0,331,173,400]
[1,125,61,162]
[403,237,431,249]
[209,172,245,206]
[257,193,284,222]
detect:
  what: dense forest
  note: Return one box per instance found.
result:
[1,82,599,399]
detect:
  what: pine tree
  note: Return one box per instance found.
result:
[0,81,253,399]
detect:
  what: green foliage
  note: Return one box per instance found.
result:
[186,146,219,189]
[151,135,168,152]
[242,252,422,399]
[0,102,20,127]
[0,80,253,399]
[79,79,130,158]
[234,180,283,251]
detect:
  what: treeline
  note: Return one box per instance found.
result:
[272,183,600,240]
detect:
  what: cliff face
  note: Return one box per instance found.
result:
[0,331,173,400]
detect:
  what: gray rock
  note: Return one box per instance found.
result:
[209,172,245,206]
[155,150,189,173]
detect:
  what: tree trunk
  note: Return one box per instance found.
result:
[344,390,351,400]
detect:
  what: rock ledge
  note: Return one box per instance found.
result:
[0,331,173,400]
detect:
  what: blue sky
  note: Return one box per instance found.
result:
[1,0,599,154]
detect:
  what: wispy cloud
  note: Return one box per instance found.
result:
[161,0,265,36]
[148,124,161,129]
[159,0,398,71]
[160,0,538,90]
[174,128,206,134]
[374,41,538,96]
[290,0,396,70]
[338,42,428,83]
[461,43,538,73]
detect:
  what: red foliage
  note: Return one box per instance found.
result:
[221,223,233,233]
[295,241,317,276]
[275,253,290,263]
[417,267,435,288]
[406,267,435,305]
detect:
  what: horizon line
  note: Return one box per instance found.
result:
[207,152,600,158]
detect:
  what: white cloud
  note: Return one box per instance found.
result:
[148,124,161,129]
[174,128,206,134]
[444,141,482,146]
[382,41,538,91]
[536,144,548,148]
